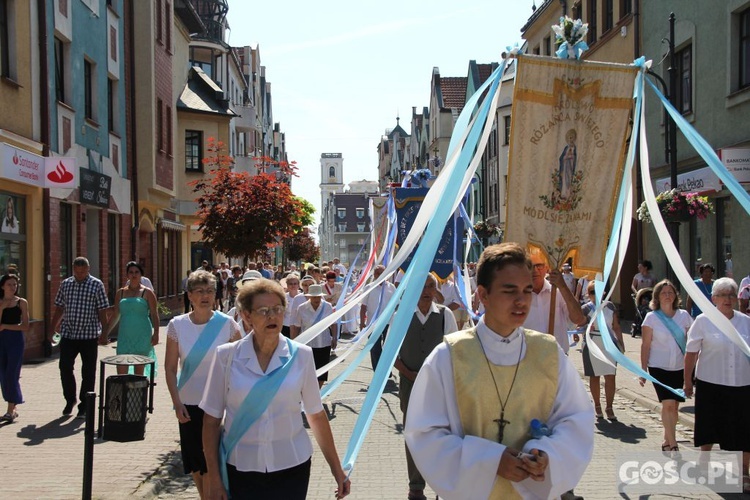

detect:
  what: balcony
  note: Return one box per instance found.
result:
[233,103,256,131]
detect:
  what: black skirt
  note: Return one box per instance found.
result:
[694,379,750,451]
[648,366,685,402]
[178,404,207,475]
[311,346,331,382]
[227,457,311,499]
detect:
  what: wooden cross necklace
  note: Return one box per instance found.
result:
[476,331,524,444]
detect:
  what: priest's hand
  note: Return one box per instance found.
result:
[518,449,548,481]
[497,448,530,482]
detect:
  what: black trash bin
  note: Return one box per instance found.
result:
[102,375,149,442]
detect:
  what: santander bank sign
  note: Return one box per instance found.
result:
[1,143,77,188]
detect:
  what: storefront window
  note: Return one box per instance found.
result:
[0,192,26,286]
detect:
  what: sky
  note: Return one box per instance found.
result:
[225,1,537,229]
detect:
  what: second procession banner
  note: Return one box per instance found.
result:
[505,55,637,275]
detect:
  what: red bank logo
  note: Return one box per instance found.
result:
[47,161,74,184]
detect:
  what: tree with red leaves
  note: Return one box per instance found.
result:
[192,138,306,262]
[286,227,320,264]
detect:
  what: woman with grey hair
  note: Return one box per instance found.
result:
[684,277,750,492]
[165,270,241,498]
[200,279,350,499]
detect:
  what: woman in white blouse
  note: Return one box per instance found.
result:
[164,271,241,498]
[201,279,350,500]
[684,278,750,491]
[639,279,693,452]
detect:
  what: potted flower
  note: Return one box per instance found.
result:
[473,220,501,239]
[636,189,714,224]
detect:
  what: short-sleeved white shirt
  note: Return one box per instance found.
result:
[686,311,750,387]
[524,281,575,354]
[293,300,333,348]
[289,294,308,327]
[166,313,240,405]
[363,281,396,326]
[199,334,324,472]
[642,309,693,370]
[284,291,302,327]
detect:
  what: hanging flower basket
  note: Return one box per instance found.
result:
[473,220,501,239]
[636,189,714,224]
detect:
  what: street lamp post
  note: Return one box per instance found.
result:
[666,12,680,286]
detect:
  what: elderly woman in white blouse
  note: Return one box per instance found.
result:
[684,277,750,493]
[200,278,350,500]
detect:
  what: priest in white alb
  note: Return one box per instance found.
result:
[404,243,594,499]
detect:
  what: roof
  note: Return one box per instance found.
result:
[177,67,237,117]
[388,122,410,140]
[521,0,555,34]
[440,77,467,109]
[173,0,205,34]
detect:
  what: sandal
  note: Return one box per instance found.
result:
[1,411,17,423]
[605,407,617,421]
[661,443,671,451]
[594,405,603,419]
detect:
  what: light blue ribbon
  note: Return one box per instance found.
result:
[220,338,298,493]
[177,311,229,391]
[653,310,687,355]
[341,58,504,475]
[556,40,589,60]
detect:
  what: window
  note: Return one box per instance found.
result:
[329,166,335,178]
[62,116,71,152]
[620,0,631,17]
[107,79,114,132]
[543,36,551,56]
[165,1,171,50]
[0,0,9,78]
[587,0,597,44]
[356,208,364,219]
[156,0,162,43]
[337,208,346,219]
[157,98,163,152]
[59,0,68,16]
[60,203,73,278]
[741,8,750,90]
[604,0,613,32]
[339,239,346,248]
[54,37,68,103]
[338,223,346,232]
[109,26,117,62]
[107,213,118,304]
[357,223,365,232]
[675,45,692,114]
[185,130,203,171]
[503,115,511,145]
[84,59,95,120]
[112,143,119,171]
[166,106,172,156]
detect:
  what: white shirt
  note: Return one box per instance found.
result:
[415,301,459,334]
[199,334,324,472]
[166,313,240,405]
[686,311,750,387]
[362,281,396,326]
[440,281,466,311]
[289,293,308,327]
[293,300,333,348]
[404,320,594,499]
[524,281,574,354]
[642,309,693,370]
[740,275,750,294]
[284,291,302,327]
[333,263,347,276]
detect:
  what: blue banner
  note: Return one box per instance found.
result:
[394,187,464,280]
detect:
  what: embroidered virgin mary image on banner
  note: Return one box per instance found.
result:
[505,55,637,273]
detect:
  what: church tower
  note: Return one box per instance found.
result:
[320,153,344,210]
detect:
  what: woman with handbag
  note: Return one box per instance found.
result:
[200,278,350,499]
[639,279,693,452]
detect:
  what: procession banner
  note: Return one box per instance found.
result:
[394,186,463,281]
[505,55,637,273]
[370,196,389,261]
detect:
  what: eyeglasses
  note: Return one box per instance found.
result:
[190,288,216,295]
[714,293,736,299]
[252,305,285,317]
[532,263,546,270]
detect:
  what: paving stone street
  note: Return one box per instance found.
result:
[1,324,747,499]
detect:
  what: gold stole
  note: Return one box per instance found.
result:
[446,328,558,500]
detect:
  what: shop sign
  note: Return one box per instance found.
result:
[719,148,750,184]
[79,167,111,208]
[654,167,722,194]
[1,143,78,188]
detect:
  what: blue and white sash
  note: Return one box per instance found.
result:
[177,312,230,390]
[653,309,687,355]
[220,338,299,492]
